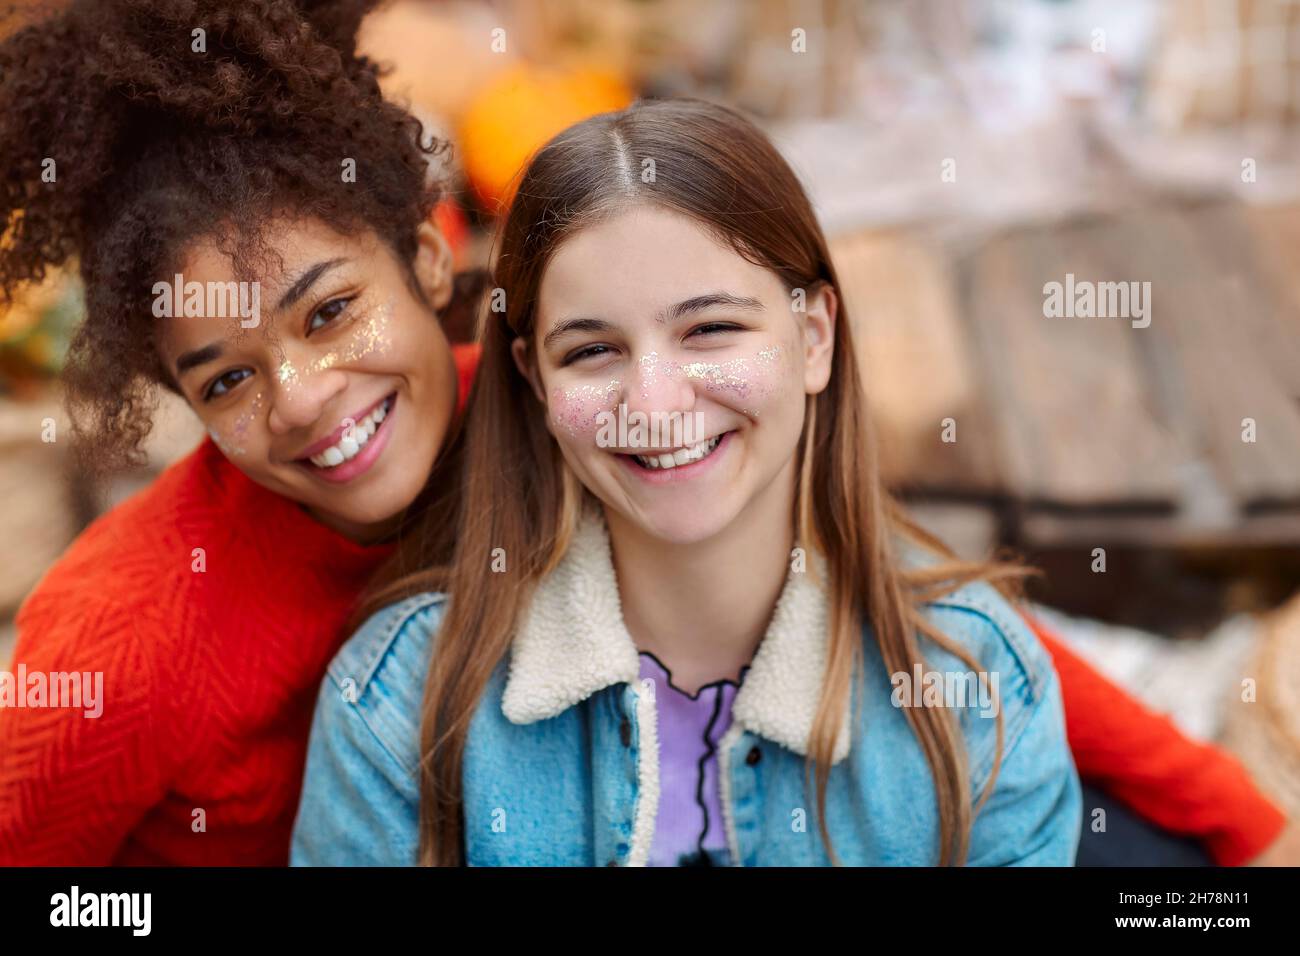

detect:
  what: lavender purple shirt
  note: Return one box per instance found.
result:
[637,651,749,867]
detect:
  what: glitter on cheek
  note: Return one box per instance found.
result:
[676,344,788,418]
[303,296,396,376]
[272,296,397,392]
[276,357,300,390]
[677,358,754,400]
[549,379,622,437]
[232,391,265,440]
[207,390,266,458]
[207,425,240,458]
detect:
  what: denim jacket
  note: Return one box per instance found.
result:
[291,510,1081,866]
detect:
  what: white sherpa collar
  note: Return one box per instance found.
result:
[500,507,851,765]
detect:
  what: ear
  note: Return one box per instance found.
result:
[511,335,548,405]
[411,221,455,311]
[801,282,837,395]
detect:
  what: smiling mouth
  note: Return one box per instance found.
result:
[306,395,394,469]
[628,433,726,471]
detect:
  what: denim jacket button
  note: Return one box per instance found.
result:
[745,745,762,766]
[606,858,618,867]
[619,717,632,747]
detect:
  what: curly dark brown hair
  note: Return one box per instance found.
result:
[0,0,456,471]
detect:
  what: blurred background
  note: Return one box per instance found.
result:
[2,0,1299,816]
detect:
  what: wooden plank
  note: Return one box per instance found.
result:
[956,219,1182,508]
[1022,507,1300,548]
[1242,203,1300,397]
[831,230,1003,496]
[1112,201,1300,510]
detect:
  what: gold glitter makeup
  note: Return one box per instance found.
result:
[549,343,790,438]
[676,344,786,415]
[276,359,299,387]
[304,295,395,374]
[274,295,396,395]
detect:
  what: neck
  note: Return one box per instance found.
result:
[605,458,797,694]
[303,503,401,545]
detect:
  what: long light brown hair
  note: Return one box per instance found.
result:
[366,98,1038,866]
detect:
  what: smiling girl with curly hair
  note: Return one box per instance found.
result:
[0,0,476,864]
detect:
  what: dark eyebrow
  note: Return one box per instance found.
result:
[660,292,763,323]
[275,257,347,313]
[542,317,616,351]
[175,342,224,377]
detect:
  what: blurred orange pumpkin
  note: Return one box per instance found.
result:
[457,63,633,214]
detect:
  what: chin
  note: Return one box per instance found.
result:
[327,478,412,525]
[609,498,740,547]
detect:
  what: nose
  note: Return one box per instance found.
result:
[622,352,697,421]
[266,354,348,436]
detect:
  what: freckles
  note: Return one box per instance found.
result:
[550,379,622,437]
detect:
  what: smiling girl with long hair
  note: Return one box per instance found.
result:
[292,97,1081,866]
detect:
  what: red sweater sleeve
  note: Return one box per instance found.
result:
[0,594,173,864]
[451,342,480,412]
[1027,612,1287,866]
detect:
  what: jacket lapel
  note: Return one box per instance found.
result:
[500,506,851,764]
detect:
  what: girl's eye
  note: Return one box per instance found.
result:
[204,368,252,401]
[307,297,352,334]
[562,344,615,366]
[689,322,741,338]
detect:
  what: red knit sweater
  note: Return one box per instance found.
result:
[0,342,1285,865]
[0,344,478,866]
[0,436,392,864]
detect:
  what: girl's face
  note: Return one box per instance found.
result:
[157,218,459,542]
[519,205,836,545]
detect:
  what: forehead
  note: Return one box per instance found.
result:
[537,205,785,326]
[179,217,377,287]
[157,219,381,357]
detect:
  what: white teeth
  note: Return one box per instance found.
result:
[634,434,722,470]
[308,397,392,468]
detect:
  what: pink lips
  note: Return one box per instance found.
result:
[299,393,396,485]
[616,430,733,485]
[295,393,393,462]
